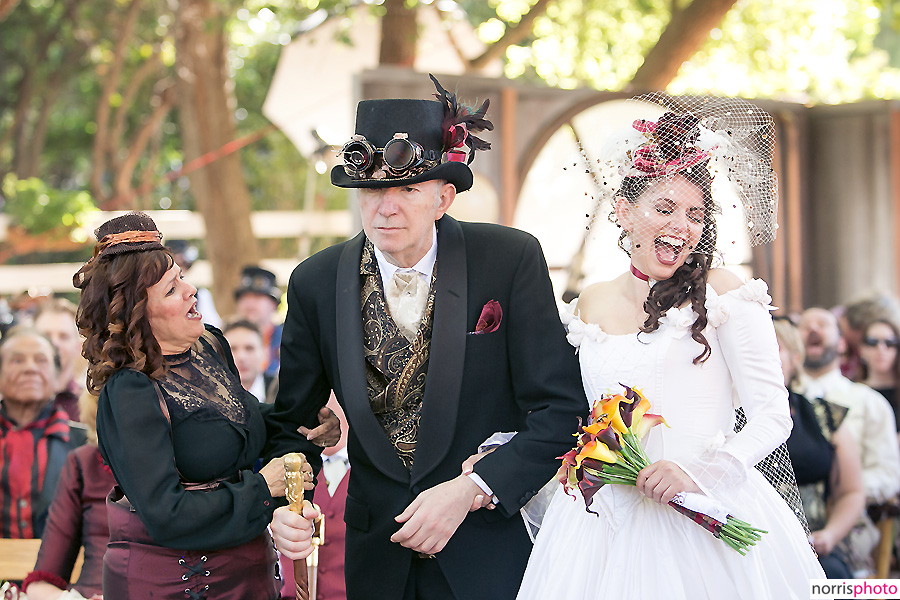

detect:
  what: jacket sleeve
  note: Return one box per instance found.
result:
[469,235,589,517]
[32,451,83,583]
[262,265,331,478]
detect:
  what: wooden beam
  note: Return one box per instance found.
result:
[500,86,518,225]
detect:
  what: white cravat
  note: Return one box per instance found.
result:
[322,449,349,496]
[386,269,428,341]
[374,226,437,342]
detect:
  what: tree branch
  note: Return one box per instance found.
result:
[90,0,143,202]
[110,50,162,173]
[467,0,554,72]
[111,82,175,207]
[0,0,20,22]
[628,0,738,90]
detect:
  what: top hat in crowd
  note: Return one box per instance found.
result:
[234,266,281,305]
[331,74,493,193]
[166,240,199,269]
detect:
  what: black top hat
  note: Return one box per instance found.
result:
[331,75,492,193]
[234,266,281,305]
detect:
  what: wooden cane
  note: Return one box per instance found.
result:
[284,453,325,600]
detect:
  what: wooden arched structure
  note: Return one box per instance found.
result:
[359,69,900,313]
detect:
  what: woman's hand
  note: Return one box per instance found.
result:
[298,407,341,448]
[260,454,315,498]
[259,456,287,498]
[636,460,701,505]
[271,504,320,561]
[23,581,65,600]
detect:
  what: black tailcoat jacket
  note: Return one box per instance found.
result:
[267,216,587,600]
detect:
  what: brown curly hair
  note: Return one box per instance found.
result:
[616,162,717,364]
[75,249,174,393]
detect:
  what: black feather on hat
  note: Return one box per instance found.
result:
[429,74,493,165]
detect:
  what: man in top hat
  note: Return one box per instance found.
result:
[266,75,586,600]
[234,265,283,378]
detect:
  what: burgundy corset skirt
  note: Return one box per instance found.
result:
[103,487,279,600]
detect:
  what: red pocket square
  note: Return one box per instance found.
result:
[473,300,502,334]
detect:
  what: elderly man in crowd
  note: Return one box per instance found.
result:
[796,307,900,576]
[0,327,86,538]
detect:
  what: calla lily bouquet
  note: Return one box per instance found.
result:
[557,384,766,555]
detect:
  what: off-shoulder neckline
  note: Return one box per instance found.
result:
[562,278,771,341]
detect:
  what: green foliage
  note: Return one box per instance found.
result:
[2,174,97,236]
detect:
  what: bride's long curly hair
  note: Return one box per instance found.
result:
[76,249,174,393]
[616,163,717,364]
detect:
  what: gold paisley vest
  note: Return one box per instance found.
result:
[360,241,437,470]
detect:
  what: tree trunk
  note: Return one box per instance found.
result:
[379,0,417,67]
[174,0,259,317]
[629,0,738,90]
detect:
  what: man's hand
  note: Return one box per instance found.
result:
[271,504,320,561]
[635,460,701,505]
[298,406,341,447]
[390,475,482,554]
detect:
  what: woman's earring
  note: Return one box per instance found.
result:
[622,233,633,252]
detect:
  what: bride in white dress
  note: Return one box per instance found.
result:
[515,98,825,599]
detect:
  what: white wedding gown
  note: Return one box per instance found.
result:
[517,280,825,600]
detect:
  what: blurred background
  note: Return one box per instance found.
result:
[2,0,900,324]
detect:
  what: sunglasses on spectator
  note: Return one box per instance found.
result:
[862,336,900,349]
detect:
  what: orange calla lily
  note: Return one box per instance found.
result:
[633,412,668,439]
[628,391,652,431]
[583,422,604,435]
[576,439,618,466]
[601,394,630,435]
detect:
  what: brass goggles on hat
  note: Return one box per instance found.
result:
[340,133,440,180]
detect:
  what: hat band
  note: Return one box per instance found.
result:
[98,230,163,252]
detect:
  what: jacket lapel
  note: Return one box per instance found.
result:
[411,216,467,486]
[335,232,408,484]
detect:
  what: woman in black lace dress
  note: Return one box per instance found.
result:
[73,213,320,600]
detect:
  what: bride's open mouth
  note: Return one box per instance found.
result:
[654,235,686,266]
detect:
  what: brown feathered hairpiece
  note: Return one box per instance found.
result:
[430,74,493,165]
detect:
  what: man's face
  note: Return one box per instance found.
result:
[35,310,81,378]
[235,293,278,330]
[224,326,266,388]
[358,180,455,268]
[798,308,843,371]
[0,333,58,406]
